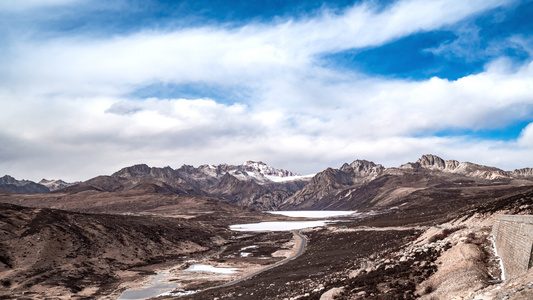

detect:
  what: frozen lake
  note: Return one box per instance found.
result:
[230,220,332,231]
[268,210,357,218]
[230,211,357,231]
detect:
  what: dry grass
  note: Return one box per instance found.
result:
[418,231,490,299]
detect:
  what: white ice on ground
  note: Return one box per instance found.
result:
[240,245,258,251]
[184,264,238,274]
[240,252,251,257]
[268,211,358,218]
[230,220,333,232]
[490,234,506,280]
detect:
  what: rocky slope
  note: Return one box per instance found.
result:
[0,188,254,216]
[0,202,231,299]
[280,160,384,209]
[0,175,49,194]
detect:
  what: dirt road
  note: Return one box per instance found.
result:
[215,230,307,288]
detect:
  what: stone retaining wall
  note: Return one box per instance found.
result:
[492,214,533,279]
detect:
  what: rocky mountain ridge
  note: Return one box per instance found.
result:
[53,161,309,210]
[0,175,49,194]
[3,155,533,211]
[279,154,533,211]
[401,154,521,180]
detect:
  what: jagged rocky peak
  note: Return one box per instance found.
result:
[177,164,196,173]
[512,168,533,178]
[409,154,511,180]
[241,161,300,177]
[112,164,152,177]
[402,154,456,172]
[0,175,20,185]
[341,160,385,177]
[417,154,446,169]
[416,154,459,171]
[112,164,175,178]
[0,175,42,187]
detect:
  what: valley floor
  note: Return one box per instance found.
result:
[3,192,533,300]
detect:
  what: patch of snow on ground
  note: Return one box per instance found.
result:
[268,211,358,218]
[240,245,258,251]
[490,234,506,280]
[240,252,251,257]
[184,264,238,274]
[159,289,198,297]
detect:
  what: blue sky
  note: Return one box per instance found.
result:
[1,0,533,181]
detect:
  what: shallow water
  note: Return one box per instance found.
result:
[117,273,179,300]
[116,264,238,300]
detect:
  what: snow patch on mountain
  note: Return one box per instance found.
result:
[188,161,305,184]
[241,161,300,178]
[265,174,316,182]
[39,179,80,191]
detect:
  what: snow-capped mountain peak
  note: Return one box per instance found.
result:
[241,161,300,178]
[39,179,80,192]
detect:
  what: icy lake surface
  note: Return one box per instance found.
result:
[268,211,357,218]
[230,220,332,231]
[230,211,357,232]
[184,264,238,274]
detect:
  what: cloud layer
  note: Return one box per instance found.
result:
[1,0,532,181]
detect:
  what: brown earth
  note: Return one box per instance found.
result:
[0,202,234,299]
[2,173,533,299]
[0,189,251,216]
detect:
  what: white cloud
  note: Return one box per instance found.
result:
[4,0,510,97]
[1,0,532,181]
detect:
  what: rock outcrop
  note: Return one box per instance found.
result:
[511,168,533,178]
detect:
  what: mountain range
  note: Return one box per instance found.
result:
[2,155,533,299]
[2,155,533,214]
